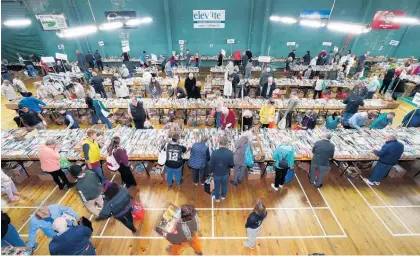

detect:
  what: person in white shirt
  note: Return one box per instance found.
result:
[309,56,318,66]
[344,55,355,76]
[366,75,380,99]
[1,169,20,202]
[1,80,19,101]
[224,72,233,98]
[226,61,235,75]
[120,64,129,78]
[12,78,29,96]
[313,75,325,99]
[73,82,86,99]
[34,82,50,100]
[114,80,130,98]
[71,62,81,73]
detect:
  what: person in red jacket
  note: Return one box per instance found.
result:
[234,51,241,66]
[221,107,236,129]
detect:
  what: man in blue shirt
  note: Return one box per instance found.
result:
[349,112,369,130]
[18,93,46,113]
[27,204,79,249]
[363,134,404,186]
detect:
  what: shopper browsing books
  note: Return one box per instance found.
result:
[146,76,162,99]
[18,105,47,130]
[85,95,113,129]
[259,99,276,128]
[370,112,395,129]
[90,72,107,99]
[348,112,369,131]
[107,136,137,188]
[284,92,299,129]
[59,109,80,129]
[221,107,236,129]
[231,131,253,186]
[1,80,19,101]
[300,110,317,130]
[82,129,106,184]
[188,136,211,185]
[128,96,147,129]
[165,134,187,187]
[309,133,335,188]
[260,76,276,99]
[271,144,295,191]
[342,91,365,123]
[185,73,197,99]
[325,112,341,130]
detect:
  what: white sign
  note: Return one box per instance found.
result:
[38,14,68,30]
[413,93,420,106]
[258,56,271,63]
[323,42,332,46]
[57,44,64,50]
[286,42,296,46]
[210,44,214,48]
[122,45,130,52]
[121,40,129,47]
[98,41,104,46]
[227,39,235,44]
[41,57,55,63]
[389,40,399,46]
[193,10,225,28]
[179,40,185,45]
[333,46,339,52]
[55,53,68,61]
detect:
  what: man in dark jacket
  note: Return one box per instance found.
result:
[49,217,96,255]
[209,136,234,202]
[303,51,311,65]
[94,50,103,71]
[379,68,395,94]
[246,49,252,60]
[217,51,223,66]
[342,92,365,124]
[185,73,197,99]
[288,50,296,61]
[309,133,335,188]
[241,51,249,74]
[86,52,95,69]
[128,96,147,129]
[76,50,87,72]
[165,134,187,187]
[90,72,107,98]
[231,70,240,98]
[261,77,276,99]
[402,109,420,128]
[363,135,404,186]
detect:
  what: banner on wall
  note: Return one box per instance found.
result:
[193,10,225,28]
[37,14,68,30]
[105,11,137,28]
[299,10,331,19]
[55,53,68,61]
[371,10,407,30]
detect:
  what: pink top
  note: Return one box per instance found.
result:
[39,144,60,172]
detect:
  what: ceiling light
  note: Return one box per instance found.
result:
[3,19,31,27]
[270,16,297,24]
[392,17,420,24]
[327,22,371,34]
[299,19,326,28]
[56,25,97,38]
[125,17,153,26]
[99,21,123,30]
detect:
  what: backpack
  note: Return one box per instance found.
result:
[106,150,120,171]
[278,151,289,169]
[244,143,254,167]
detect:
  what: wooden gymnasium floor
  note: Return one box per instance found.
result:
[1,78,420,255]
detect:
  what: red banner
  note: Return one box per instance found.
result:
[371,10,407,30]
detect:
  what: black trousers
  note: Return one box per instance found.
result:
[96,60,104,71]
[49,169,70,188]
[261,123,269,128]
[95,87,107,99]
[192,168,206,184]
[313,90,322,99]
[286,112,293,128]
[118,164,137,188]
[116,209,136,232]
[133,119,145,129]
[274,167,288,187]
[379,79,392,94]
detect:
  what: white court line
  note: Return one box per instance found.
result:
[211,196,214,237]
[347,178,395,236]
[372,205,420,208]
[89,235,347,240]
[364,180,413,234]
[58,185,75,204]
[295,174,327,236]
[392,233,420,237]
[89,214,94,221]
[98,174,116,237]
[18,185,59,233]
[1,206,38,209]
[143,207,329,211]
[317,186,347,236]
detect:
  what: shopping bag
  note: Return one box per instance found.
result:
[268,121,275,128]
[132,201,146,220]
[284,169,295,184]
[204,176,214,194]
[244,143,254,168]
[157,144,167,166]
[278,118,286,130]
[60,157,72,169]
[106,152,120,171]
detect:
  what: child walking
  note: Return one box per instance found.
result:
[1,169,20,202]
[244,200,267,249]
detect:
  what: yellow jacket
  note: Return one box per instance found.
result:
[82,138,101,163]
[260,105,275,124]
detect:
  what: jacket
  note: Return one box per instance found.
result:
[245,62,252,79]
[94,52,102,61]
[374,140,404,165]
[49,225,95,255]
[384,69,395,80]
[272,145,294,169]
[165,143,187,169]
[221,109,236,129]
[185,77,196,99]
[242,54,249,67]
[1,85,18,101]
[169,86,187,99]
[234,51,241,61]
[259,70,273,87]
[217,54,223,66]
[349,113,367,130]
[402,109,420,127]
[245,212,267,229]
[92,99,109,117]
[224,78,233,97]
[129,102,147,122]
[259,105,275,124]
[209,147,234,176]
[303,53,311,65]
[261,82,276,98]
[77,53,86,67]
[234,137,252,166]
[311,140,335,166]
[343,93,364,114]
[99,186,132,219]
[86,54,94,63]
[28,205,79,248]
[326,116,340,130]
[18,97,46,113]
[76,170,102,202]
[285,98,299,115]
[370,113,392,129]
[62,111,80,129]
[166,210,200,245]
[82,138,101,163]
[39,145,61,172]
[188,143,210,169]
[90,76,104,90]
[115,83,130,98]
[301,115,316,129]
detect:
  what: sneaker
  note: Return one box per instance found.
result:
[67,183,76,189]
[201,183,205,186]
[374,182,380,186]
[212,195,220,202]
[315,184,323,188]
[221,197,226,200]
[243,241,255,249]
[194,183,198,186]
[362,178,375,186]
[271,183,279,191]
[229,180,237,186]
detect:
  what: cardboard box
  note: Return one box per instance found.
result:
[388,165,407,178]
[265,172,275,180]
[23,161,43,175]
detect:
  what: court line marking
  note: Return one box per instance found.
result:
[317,186,347,236]
[86,235,347,240]
[372,205,420,209]
[347,178,395,235]
[295,174,327,236]
[18,185,59,233]
[141,207,329,211]
[392,233,420,237]
[364,179,413,234]
[99,174,116,237]
[211,196,214,237]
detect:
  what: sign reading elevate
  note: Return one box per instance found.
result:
[300,10,331,19]
[193,10,225,28]
[371,10,407,30]
[38,14,68,30]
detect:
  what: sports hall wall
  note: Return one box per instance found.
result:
[2,0,420,62]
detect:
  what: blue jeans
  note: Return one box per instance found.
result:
[192,168,206,184]
[92,113,113,129]
[1,224,26,247]
[213,175,229,200]
[91,165,106,184]
[166,71,173,78]
[26,65,38,77]
[366,91,375,99]
[215,111,222,128]
[369,162,393,182]
[165,166,183,186]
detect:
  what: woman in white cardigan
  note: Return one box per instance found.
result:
[1,169,20,202]
[223,71,233,98]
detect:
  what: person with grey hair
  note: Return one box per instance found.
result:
[188,135,211,185]
[309,133,335,188]
[209,135,234,202]
[284,91,299,128]
[231,131,253,186]
[89,71,106,98]
[363,134,404,186]
[39,139,75,189]
[1,80,19,101]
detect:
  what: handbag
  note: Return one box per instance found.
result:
[278,117,286,130]
[157,144,167,166]
[244,143,254,168]
[204,176,214,195]
[268,121,275,128]
[106,150,120,171]
[284,169,295,183]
